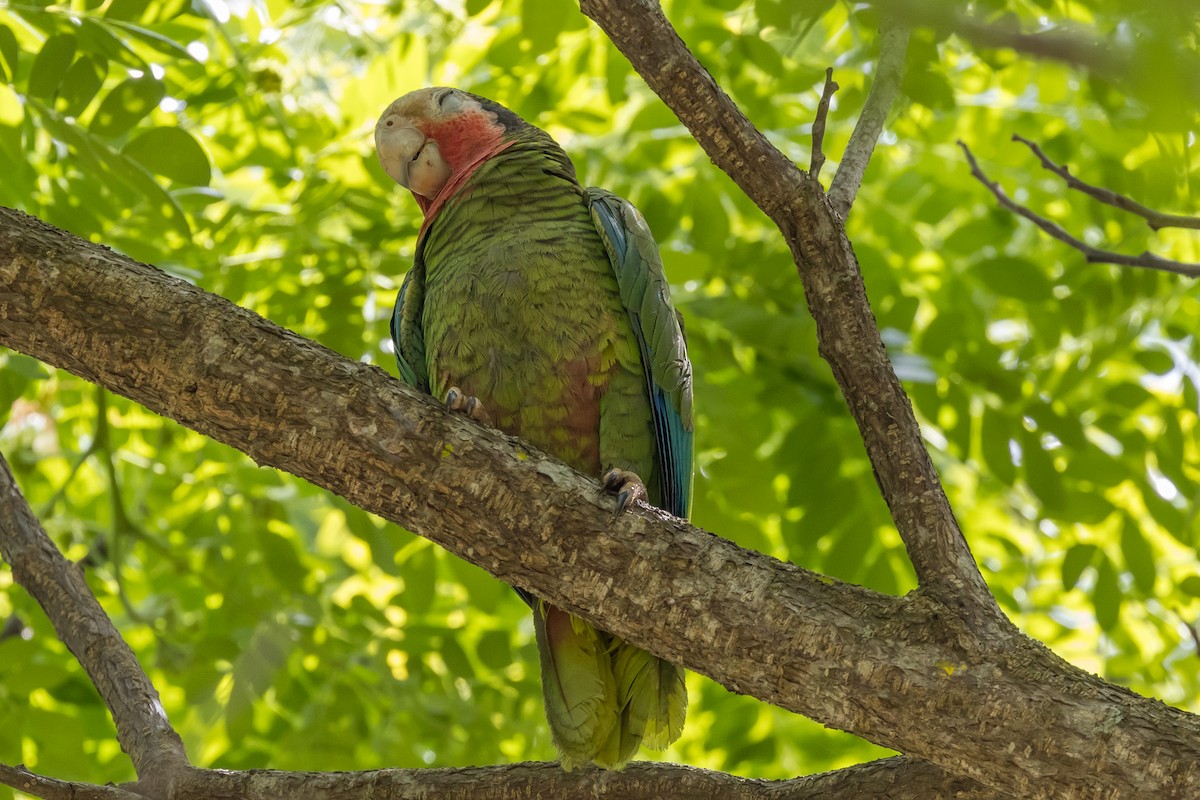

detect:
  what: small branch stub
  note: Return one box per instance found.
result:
[810,67,839,182]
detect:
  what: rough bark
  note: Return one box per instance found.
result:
[0,758,1001,800]
[3,207,1200,799]
[0,444,189,787]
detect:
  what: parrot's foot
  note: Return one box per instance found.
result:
[445,387,491,424]
[603,468,647,514]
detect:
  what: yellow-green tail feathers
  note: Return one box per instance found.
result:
[614,641,687,751]
[534,601,686,770]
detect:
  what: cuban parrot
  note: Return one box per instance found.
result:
[374,87,692,770]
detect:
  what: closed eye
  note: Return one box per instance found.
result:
[436,89,454,109]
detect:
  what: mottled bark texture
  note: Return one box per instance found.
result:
[3,199,1200,800]
[0,451,189,789]
[0,758,1000,800]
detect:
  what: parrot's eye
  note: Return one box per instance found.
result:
[436,89,454,109]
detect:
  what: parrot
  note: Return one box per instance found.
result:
[374,87,692,770]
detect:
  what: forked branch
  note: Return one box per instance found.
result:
[960,141,1200,278]
[1013,134,1200,231]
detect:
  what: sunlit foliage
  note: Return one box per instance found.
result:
[1,0,1197,788]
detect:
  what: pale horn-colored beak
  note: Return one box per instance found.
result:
[374,119,425,189]
[375,116,451,199]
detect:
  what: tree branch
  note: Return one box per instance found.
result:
[4,204,1200,796]
[828,22,910,218]
[0,765,142,800]
[809,68,838,182]
[959,141,1200,278]
[1013,134,1200,231]
[0,451,190,785]
[0,758,1006,800]
[577,0,999,623]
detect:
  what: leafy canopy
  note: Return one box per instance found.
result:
[0,0,1197,785]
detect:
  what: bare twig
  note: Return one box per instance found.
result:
[1013,134,1200,231]
[828,23,910,217]
[0,452,190,782]
[958,141,1200,278]
[810,68,839,182]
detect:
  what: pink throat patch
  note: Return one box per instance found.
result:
[415,109,514,238]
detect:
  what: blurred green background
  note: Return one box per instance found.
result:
[1,0,1198,790]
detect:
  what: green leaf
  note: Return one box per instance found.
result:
[227,617,294,741]
[476,629,512,671]
[28,34,77,100]
[75,18,147,70]
[107,18,201,63]
[59,55,107,117]
[31,99,191,237]
[979,408,1016,485]
[976,257,1054,302]
[0,25,18,84]
[104,0,152,22]
[123,127,211,185]
[1093,554,1122,632]
[255,528,308,590]
[1120,517,1157,596]
[89,76,165,139]
[1134,348,1174,375]
[903,66,955,110]
[1061,543,1096,591]
[1021,429,1064,512]
[1179,575,1200,598]
[400,543,436,615]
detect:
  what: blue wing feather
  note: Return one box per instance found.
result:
[587,189,694,519]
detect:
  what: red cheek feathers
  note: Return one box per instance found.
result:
[416,109,514,236]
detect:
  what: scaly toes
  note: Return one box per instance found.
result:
[445,387,490,424]
[602,467,648,514]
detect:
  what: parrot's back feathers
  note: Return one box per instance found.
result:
[587,188,694,518]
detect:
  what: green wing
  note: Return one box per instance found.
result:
[389,256,429,391]
[586,188,694,518]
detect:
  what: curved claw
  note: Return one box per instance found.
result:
[602,467,648,515]
[445,386,490,424]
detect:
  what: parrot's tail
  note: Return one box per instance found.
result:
[532,602,619,770]
[533,601,687,770]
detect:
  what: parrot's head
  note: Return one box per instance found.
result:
[375,87,524,218]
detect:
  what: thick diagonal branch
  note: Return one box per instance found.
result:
[0,453,189,782]
[4,207,1200,797]
[578,0,996,624]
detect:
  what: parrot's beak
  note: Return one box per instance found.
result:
[375,117,451,200]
